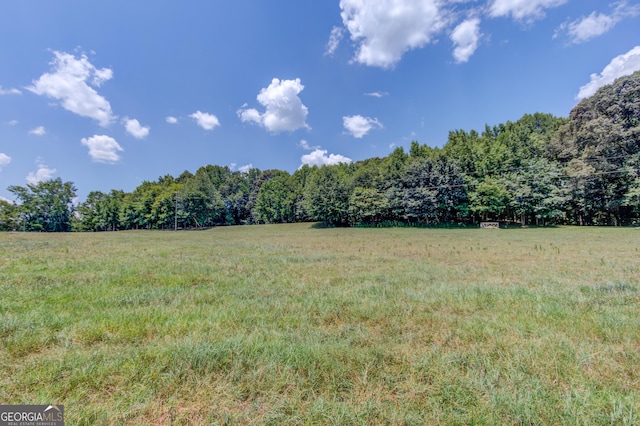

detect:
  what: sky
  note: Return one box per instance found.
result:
[1,0,640,202]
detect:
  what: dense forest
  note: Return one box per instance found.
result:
[2,71,639,231]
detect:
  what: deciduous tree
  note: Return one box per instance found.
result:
[8,178,77,232]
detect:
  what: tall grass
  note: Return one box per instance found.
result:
[1,225,639,424]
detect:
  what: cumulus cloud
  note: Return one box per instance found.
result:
[488,0,567,21]
[451,18,481,63]
[339,0,447,68]
[81,135,123,163]
[0,86,21,95]
[301,148,352,167]
[238,78,310,133]
[325,26,344,56]
[343,115,383,138]
[0,153,11,171]
[27,51,115,126]
[190,111,220,130]
[27,162,56,184]
[166,116,178,124]
[577,46,640,100]
[556,2,640,44]
[123,118,150,139]
[29,126,46,136]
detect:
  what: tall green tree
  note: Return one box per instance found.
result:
[351,157,386,191]
[254,172,300,223]
[247,169,285,223]
[303,165,352,226]
[291,165,313,221]
[409,140,441,159]
[76,191,113,231]
[0,199,18,231]
[389,157,468,224]
[221,170,256,225]
[181,170,224,227]
[8,178,77,232]
[348,187,389,225]
[504,159,568,225]
[623,176,640,220]
[553,71,640,224]
[123,178,179,230]
[442,129,482,176]
[468,178,511,222]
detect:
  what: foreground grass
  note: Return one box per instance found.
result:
[0,224,639,424]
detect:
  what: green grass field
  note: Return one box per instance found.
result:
[1,224,639,424]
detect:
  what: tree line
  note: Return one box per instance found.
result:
[2,71,639,231]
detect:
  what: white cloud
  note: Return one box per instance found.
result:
[166,116,178,124]
[81,135,123,163]
[301,148,352,167]
[190,111,220,130]
[488,0,567,21]
[339,0,447,68]
[298,139,319,151]
[557,2,640,44]
[6,120,18,126]
[343,115,383,138]
[27,51,115,126]
[299,139,310,150]
[364,91,388,98]
[577,46,640,100]
[325,26,344,56]
[0,86,21,95]
[0,195,11,203]
[28,126,46,136]
[564,12,616,43]
[451,18,481,63]
[238,164,253,173]
[123,118,150,139]
[26,163,56,185]
[239,107,261,124]
[0,153,11,171]
[238,78,310,133]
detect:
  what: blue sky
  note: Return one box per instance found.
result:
[1,0,640,201]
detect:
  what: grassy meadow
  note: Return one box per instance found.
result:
[1,224,639,424]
